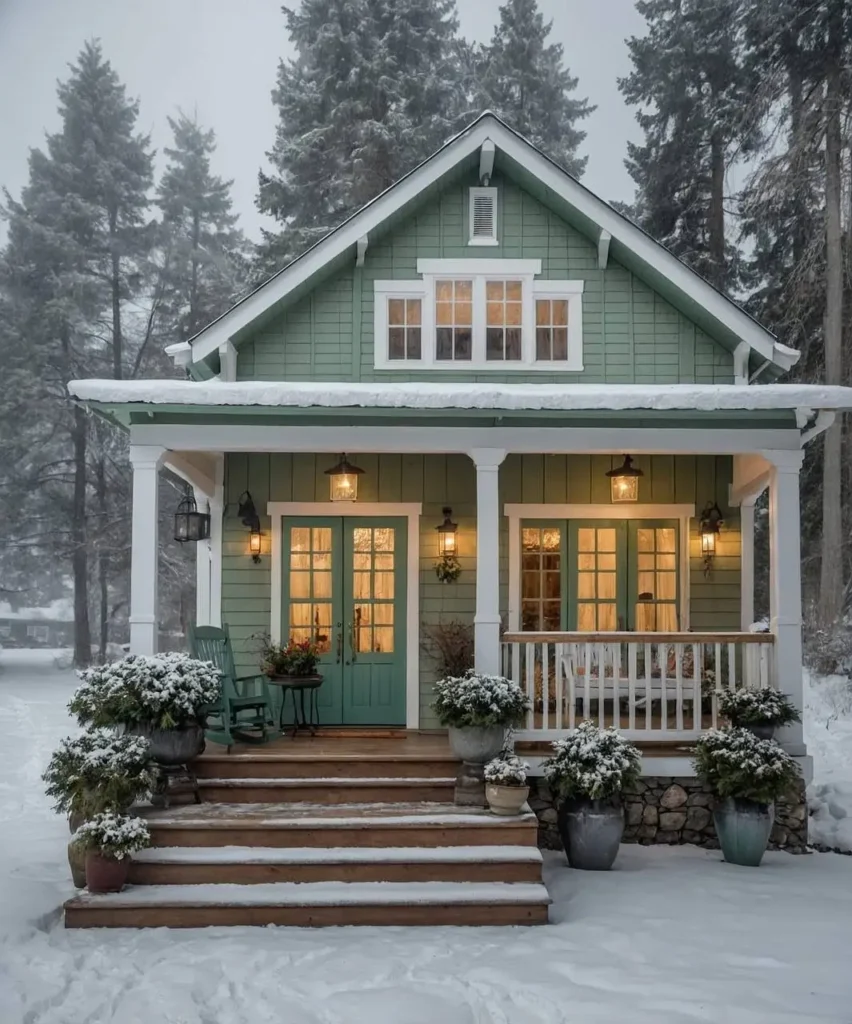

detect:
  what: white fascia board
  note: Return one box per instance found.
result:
[416,258,542,276]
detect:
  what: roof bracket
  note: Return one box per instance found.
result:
[801,409,836,445]
[734,342,750,385]
[479,139,495,186]
[597,230,611,270]
[356,235,369,267]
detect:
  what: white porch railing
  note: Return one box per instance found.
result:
[501,631,776,742]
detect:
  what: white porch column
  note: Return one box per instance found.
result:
[193,488,212,626]
[740,499,755,630]
[470,448,506,675]
[129,445,165,654]
[767,450,805,754]
[209,457,225,628]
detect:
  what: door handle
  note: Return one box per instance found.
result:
[335,622,343,664]
[348,621,357,662]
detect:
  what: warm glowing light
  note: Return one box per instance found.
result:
[325,455,365,502]
[606,455,643,504]
[249,529,262,560]
[701,531,716,556]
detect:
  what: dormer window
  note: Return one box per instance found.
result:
[469,187,498,245]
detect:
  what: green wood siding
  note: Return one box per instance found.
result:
[221,452,740,727]
[237,173,733,385]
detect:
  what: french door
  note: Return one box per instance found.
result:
[521,520,679,633]
[281,518,407,725]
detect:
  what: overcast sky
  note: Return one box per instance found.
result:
[0,0,646,241]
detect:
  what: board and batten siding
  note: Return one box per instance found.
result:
[222,452,739,729]
[236,174,733,386]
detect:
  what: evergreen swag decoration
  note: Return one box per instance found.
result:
[434,554,462,584]
[718,688,801,728]
[692,728,800,805]
[431,671,529,729]
[543,721,642,801]
[484,754,530,787]
[73,811,151,860]
[43,731,153,817]
[69,654,221,730]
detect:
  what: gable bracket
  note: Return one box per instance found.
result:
[356,235,369,267]
[479,139,495,186]
[597,230,611,270]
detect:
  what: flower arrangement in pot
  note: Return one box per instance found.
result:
[72,811,151,893]
[260,636,323,681]
[543,720,642,871]
[431,670,529,764]
[484,753,531,816]
[42,731,153,888]
[693,727,800,867]
[717,688,801,740]
[69,653,221,765]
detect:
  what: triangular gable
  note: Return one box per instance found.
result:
[178,113,798,378]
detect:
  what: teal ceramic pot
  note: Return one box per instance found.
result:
[557,797,624,871]
[714,797,774,867]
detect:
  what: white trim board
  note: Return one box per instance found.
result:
[505,503,695,632]
[266,501,422,730]
[179,114,797,372]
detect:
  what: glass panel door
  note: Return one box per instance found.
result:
[521,524,566,630]
[629,521,679,631]
[569,522,627,631]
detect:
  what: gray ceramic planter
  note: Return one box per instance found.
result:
[557,797,624,870]
[742,722,776,741]
[714,797,774,866]
[448,725,505,764]
[129,721,205,765]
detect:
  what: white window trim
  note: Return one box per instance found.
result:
[504,503,695,632]
[267,501,422,729]
[373,259,584,372]
[468,186,499,246]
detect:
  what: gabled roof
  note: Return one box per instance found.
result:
[180,113,799,377]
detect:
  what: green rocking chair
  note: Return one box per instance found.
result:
[188,624,276,750]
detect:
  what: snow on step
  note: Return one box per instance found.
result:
[133,845,544,865]
[71,881,551,907]
[197,777,456,786]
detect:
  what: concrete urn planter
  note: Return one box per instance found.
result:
[129,721,205,765]
[485,783,530,816]
[448,726,506,808]
[713,797,774,867]
[557,797,625,870]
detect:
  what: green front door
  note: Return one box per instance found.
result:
[281,517,407,725]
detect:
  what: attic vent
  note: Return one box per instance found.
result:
[469,187,498,245]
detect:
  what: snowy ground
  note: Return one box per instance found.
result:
[805,669,852,852]
[2,650,852,1023]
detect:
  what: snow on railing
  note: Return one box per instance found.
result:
[500,631,776,742]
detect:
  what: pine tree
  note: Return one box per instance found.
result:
[619,0,755,291]
[256,0,464,269]
[477,0,593,177]
[156,112,247,347]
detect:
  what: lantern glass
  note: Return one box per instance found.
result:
[701,530,716,555]
[173,495,210,543]
[249,529,262,558]
[606,455,643,504]
[436,507,458,556]
[325,455,365,502]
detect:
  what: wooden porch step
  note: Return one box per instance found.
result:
[196,776,456,804]
[64,881,551,928]
[129,844,544,885]
[141,802,540,849]
[195,753,459,781]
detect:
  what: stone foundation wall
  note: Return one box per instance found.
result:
[528,777,808,853]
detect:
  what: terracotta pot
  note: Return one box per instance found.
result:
[129,721,205,765]
[68,841,87,888]
[486,783,530,816]
[85,851,130,893]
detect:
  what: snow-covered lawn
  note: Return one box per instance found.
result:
[3,650,852,1024]
[805,669,852,852]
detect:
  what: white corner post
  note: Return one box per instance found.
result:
[766,450,805,755]
[470,448,506,675]
[129,445,165,655]
[740,499,755,630]
[209,456,225,628]
[194,487,212,626]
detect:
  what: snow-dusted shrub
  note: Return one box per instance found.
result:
[69,654,221,729]
[543,721,642,801]
[431,670,529,728]
[43,730,152,817]
[805,623,852,677]
[484,754,530,787]
[718,688,800,727]
[73,811,151,860]
[693,728,800,805]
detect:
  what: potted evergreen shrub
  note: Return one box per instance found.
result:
[717,688,801,740]
[42,731,153,887]
[69,654,221,765]
[73,811,151,893]
[431,670,529,763]
[484,753,530,815]
[693,727,800,866]
[543,721,642,871]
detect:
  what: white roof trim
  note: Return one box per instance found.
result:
[69,379,852,413]
[184,116,797,370]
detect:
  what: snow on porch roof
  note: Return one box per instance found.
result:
[69,379,852,415]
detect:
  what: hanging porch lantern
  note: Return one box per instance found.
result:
[606,455,643,504]
[699,501,724,575]
[325,454,365,502]
[434,506,462,583]
[238,491,262,564]
[173,492,211,543]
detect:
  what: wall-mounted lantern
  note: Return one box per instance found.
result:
[606,455,643,504]
[699,501,724,576]
[238,491,262,564]
[325,454,365,502]
[173,492,211,543]
[434,506,461,583]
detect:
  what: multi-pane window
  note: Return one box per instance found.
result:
[486,280,523,360]
[387,298,422,360]
[635,527,678,631]
[576,527,618,632]
[535,299,569,361]
[352,527,395,653]
[289,526,333,652]
[435,280,473,360]
[521,527,563,631]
